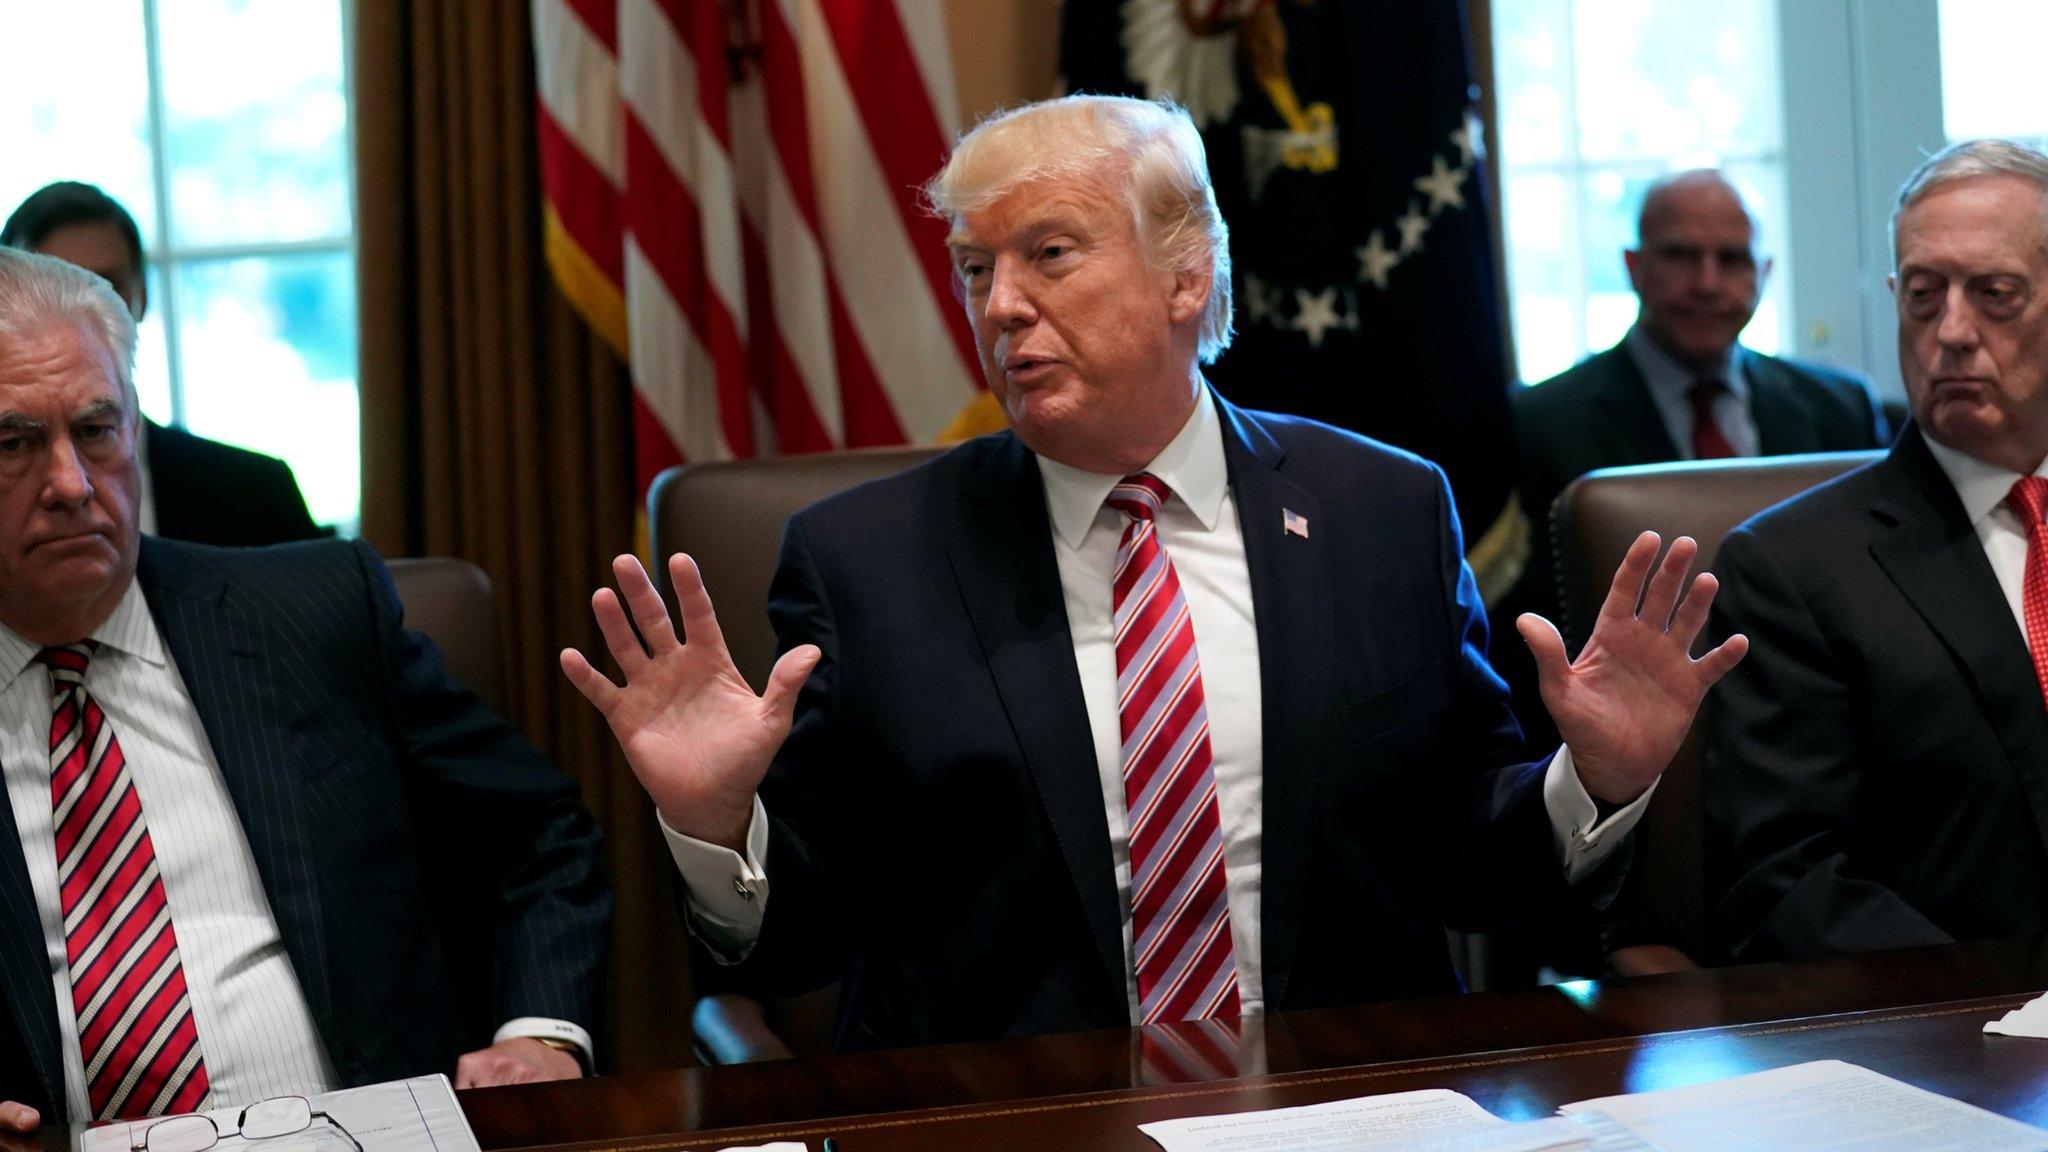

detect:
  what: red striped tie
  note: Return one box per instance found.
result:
[40,643,210,1119]
[1106,474,1239,1025]
[2009,478,2048,711]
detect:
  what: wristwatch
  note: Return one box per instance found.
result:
[532,1036,591,1074]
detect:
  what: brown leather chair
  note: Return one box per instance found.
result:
[647,445,949,1062]
[1551,450,1882,974]
[387,556,506,713]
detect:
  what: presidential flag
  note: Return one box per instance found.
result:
[1062,0,1526,597]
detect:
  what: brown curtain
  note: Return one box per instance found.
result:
[352,0,698,1070]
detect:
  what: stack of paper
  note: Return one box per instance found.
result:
[1140,1061,2048,1152]
[1985,992,2048,1038]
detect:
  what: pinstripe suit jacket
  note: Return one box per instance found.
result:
[0,538,610,1111]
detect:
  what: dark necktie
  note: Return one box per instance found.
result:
[1688,378,1738,460]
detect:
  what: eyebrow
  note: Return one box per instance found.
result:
[74,399,123,423]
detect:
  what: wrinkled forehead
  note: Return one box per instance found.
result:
[944,169,1131,251]
[0,318,129,408]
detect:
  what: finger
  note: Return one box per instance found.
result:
[592,588,648,674]
[1668,571,1721,648]
[1694,632,1751,683]
[761,644,823,718]
[559,648,622,714]
[454,1052,481,1090]
[1637,535,1698,631]
[0,1102,37,1134]
[1518,613,1572,686]
[613,553,680,654]
[669,553,733,657]
[1597,532,1663,625]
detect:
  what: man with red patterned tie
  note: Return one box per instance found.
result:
[567,96,1744,1050]
[1709,140,2048,961]
[0,249,610,1130]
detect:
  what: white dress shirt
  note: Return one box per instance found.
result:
[1,582,336,1116]
[668,390,1649,1019]
[0,580,590,1118]
[1923,435,2048,634]
[1625,325,1761,459]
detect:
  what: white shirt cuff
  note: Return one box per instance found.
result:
[492,1017,593,1070]
[661,795,771,960]
[1543,745,1656,884]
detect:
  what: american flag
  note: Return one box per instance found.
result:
[531,0,982,495]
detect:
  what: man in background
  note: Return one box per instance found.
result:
[0,248,609,1128]
[1501,170,1889,749]
[1709,140,2048,960]
[2,181,324,546]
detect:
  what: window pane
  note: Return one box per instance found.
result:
[0,0,157,247]
[157,0,351,248]
[1571,0,1783,164]
[174,252,359,529]
[1493,0,1574,169]
[135,267,173,424]
[1939,0,2048,145]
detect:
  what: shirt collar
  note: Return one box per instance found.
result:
[1924,433,2048,528]
[1625,323,1750,403]
[1037,386,1228,549]
[0,579,167,693]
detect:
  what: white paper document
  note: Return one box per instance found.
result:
[1985,992,2048,1038]
[80,1075,480,1152]
[1561,1060,2048,1152]
[1137,1089,1593,1152]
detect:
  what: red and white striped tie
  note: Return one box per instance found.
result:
[40,643,210,1119]
[1107,474,1240,1024]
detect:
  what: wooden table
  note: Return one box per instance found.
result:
[460,939,2048,1150]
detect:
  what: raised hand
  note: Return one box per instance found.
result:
[1517,531,1748,805]
[561,553,820,851]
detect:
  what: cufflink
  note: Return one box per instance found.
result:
[734,876,755,902]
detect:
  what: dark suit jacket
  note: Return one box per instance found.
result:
[1706,424,2048,960]
[0,538,610,1113]
[146,421,325,546]
[725,396,1592,1050]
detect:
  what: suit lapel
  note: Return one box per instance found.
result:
[1587,348,1684,464]
[1747,353,1822,456]
[1866,430,2048,855]
[1215,401,1332,1010]
[0,784,62,1107]
[944,439,1127,1003]
[136,540,338,1052]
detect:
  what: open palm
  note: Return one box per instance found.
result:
[561,553,819,850]
[1518,532,1748,805]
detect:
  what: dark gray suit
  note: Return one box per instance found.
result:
[1708,424,2048,960]
[0,537,610,1112]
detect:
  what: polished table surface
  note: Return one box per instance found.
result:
[457,939,2048,1150]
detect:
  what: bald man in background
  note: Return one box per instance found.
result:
[1498,170,1889,757]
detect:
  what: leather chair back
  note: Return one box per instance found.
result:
[1553,451,1881,966]
[649,446,949,689]
[648,444,951,1061]
[387,556,506,713]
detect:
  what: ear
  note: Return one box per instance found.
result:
[1623,248,1644,294]
[1757,254,1776,287]
[1167,264,1211,327]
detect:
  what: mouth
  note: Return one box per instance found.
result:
[1001,355,1059,385]
[26,527,115,553]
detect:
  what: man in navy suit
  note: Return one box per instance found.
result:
[0,248,609,1128]
[566,96,1744,1048]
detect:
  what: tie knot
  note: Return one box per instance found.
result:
[35,642,97,682]
[2011,476,2048,530]
[1106,473,1172,523]
[1688,377,1728,409]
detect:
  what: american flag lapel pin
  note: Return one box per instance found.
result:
[1283,508,1309,539]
